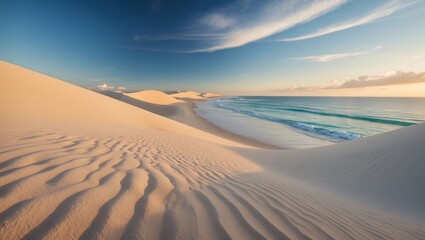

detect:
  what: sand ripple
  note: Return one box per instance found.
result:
[1,128,424,240]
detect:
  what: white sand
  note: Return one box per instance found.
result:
[171,91,206,100]
[1,61,424,239]
[239,122,425,219]
[126,90,183,105]
[0,61,244,147]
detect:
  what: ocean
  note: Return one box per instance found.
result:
[195,97,425,148]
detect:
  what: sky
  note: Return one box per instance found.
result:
[1,0,425,96]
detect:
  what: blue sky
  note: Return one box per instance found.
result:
[1,0,425,96]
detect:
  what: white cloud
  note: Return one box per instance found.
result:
[338,71,425,88]
[97,83,114,91]
[283,0,415,41]
[290,45,382,62]
[196,0,347,52]
[91,84,127,93]
[269,70,425,92]
[290,51,368,62]
[133,0,347,53]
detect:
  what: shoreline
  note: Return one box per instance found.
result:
[171,98,283,150]
[190,97,332,149]
[95,90,282,150]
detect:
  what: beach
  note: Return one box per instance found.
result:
[1,60,425,239]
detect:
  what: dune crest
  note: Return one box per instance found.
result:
[244,122,425,218]
[126,90,183,105]
[0,61,247,147]
[171,91,206,100]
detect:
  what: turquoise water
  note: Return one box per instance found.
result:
[196,97,425,143]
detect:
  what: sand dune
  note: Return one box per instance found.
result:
[241,122,425,219]
[1,128,424,239]
[97,89,275,149]
[97,90,180,117]
[126,90,183,105]
[0,61,245,147]
[1,61,424,239]
[171,91,206,100]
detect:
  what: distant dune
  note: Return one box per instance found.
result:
[0,61,244,147]
[169,91,221,99]
[126,90,183,105]
[171,91,206,100]
[1,61,424,239]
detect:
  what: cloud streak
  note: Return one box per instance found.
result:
[338,71,425,88]
[270,71,425,92]
[198,0,347,52]
[290,51,368,62]
[133,0,347,53]
[90,84,127,92]
[290,45,382,62]
[283,0,415,41]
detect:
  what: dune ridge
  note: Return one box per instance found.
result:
[1,61,424,239]
[0,61,245,148]
[242,122,425,219]
[171,91,206,100]
[125,90,183,105]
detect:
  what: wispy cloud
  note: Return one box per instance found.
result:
[132,0,347,53]
[269,70,425,92]
[283,0,415,41]
[408,49,425,60]
[337,71,425,88]
[237,74,249,79]
[198,0,347,52]
[290,51,368,62]
[290,45,382,62]
[271,84,325,92]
